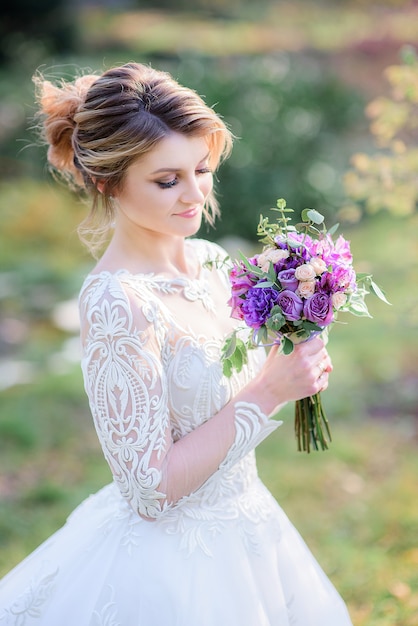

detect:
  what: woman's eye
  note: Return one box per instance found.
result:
[157,178,178,189]
[197,167,212,175]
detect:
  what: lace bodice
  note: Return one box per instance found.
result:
[79,239,281,521]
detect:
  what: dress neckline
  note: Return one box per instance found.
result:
[87,238,206,284]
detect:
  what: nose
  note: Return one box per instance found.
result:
[181,174,207,204]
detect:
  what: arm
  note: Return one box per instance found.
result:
[80,275,281,521]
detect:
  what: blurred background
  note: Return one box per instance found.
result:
[0,1,417,623]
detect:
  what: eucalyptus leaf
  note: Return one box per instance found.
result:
[306,209,324,224]
[282,336,294,355]
[301,208,311,222]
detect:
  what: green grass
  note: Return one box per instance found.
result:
[259,414,418,625]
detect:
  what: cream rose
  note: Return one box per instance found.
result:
[294,263,316,281]
[297,280,316,298]
[332,292,348,309]
[257,248,289,272]
[309,257,328,276]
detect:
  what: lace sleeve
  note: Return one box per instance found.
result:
[80,274,172,519]
[79,274,281,521]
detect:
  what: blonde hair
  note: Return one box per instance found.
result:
[34,63,233,257]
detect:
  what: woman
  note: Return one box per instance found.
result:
[0,62,353,625]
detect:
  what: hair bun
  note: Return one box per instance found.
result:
[34,73,98,183]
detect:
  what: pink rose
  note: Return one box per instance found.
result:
[297,280,316,298]
[309,257,328,276]
[332,292,347,310]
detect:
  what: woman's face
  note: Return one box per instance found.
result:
[113,132,214,240]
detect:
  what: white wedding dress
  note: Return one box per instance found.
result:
[0,238,353,625]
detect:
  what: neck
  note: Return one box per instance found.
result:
[95,225,196,278]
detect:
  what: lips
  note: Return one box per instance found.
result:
[175,207,199,218]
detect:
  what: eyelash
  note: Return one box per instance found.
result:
[157,168,212,189]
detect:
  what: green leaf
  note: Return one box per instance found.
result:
[222,359,233,377]
[287,237,303,249]
[222,333,237,360]
[300,320,323,332]
[236,251,264,276]
[356,272,372,281]
[282,336,294,355]
[221,333,249,377]
[253,280,275,288]
[276,198,287,210]
[305,209,324,224]
[327,223,339,236]
[267,262,278,284]
[301,208,311,222]
[370,280,391,305]
[232,346,244,372]
[346,298,372,317]
[254,325,268,345]
[266,313,285,332]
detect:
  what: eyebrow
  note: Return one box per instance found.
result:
[151,151,210,175]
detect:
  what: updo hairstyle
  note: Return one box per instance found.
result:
[34,63,233,256]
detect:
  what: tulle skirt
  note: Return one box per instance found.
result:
[0,481,353,625]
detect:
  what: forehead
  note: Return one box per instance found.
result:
[136,133,209,173]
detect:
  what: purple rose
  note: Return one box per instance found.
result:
[303,292,334,326]
[277,269,299,292]
[241,286,280,329]
[276,290,303,322]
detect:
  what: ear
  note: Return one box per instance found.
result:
[96,180,105,194]
[90,176,106,194]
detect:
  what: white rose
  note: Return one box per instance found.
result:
[257,248,289,272]
[332,292,348,309]
[309,257,328,275]
[297,280,316,298]
[295,263,316,281]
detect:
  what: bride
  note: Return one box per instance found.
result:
[0,62,352,625]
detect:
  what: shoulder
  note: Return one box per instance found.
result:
[79,271,128,312]
[78,271,159,331]
[188,238,232,289]
[188,237,230,266]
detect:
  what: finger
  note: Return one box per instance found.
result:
[316,370,329,392]
[317,361,326,377]
[294,336,324,356]
[317,373,328,391]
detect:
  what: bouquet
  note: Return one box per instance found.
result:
[222,198,389,453]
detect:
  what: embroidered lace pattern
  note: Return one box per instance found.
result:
[79,239,282,532]
[0,564,59,625]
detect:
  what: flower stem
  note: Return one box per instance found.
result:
[295,392,332,453]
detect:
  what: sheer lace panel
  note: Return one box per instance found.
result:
[79,240,282,520]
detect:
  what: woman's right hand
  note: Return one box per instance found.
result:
[248,336,332,415]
